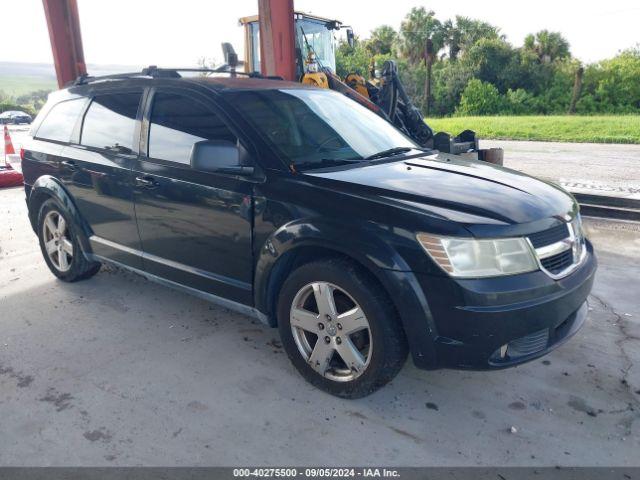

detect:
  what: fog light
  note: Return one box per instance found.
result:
[500,344,508,358]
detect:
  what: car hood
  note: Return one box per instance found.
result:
[305,153,576,225]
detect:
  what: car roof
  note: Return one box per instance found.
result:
[186,76,308,91]
[0,110,30,117]
[54,73,319,105]
[63,74,311,93]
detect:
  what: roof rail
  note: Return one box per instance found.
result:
[71,66,283,86]
[143,66,283,80]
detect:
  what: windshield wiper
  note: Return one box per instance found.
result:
[365,147,413,161]
[294,158,366,171]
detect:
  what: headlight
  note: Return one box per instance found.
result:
[417,233,539,278]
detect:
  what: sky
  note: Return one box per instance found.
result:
[3,0,639,69]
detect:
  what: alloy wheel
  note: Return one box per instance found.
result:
[290,282,372,382]
[42,210,74,272]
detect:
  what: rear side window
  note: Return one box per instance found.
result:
[81,93,142,152]
[36,98,85,143]
[148,92,237,164]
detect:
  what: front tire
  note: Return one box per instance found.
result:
[37,198,101,282]
[277,258,408,398]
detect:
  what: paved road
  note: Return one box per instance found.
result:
[0,186,638,466]
[485,139,640,199]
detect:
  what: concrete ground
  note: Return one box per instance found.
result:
[0,185,639,466]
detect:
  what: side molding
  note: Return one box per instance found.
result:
[88,253,270,325]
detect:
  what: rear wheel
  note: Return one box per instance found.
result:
[37,199,101,281]
[278,258,408,398]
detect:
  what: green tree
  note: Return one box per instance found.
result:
[597,49,640,111]
[397,7,445,64]
[431,60,475,115]
[523,30,571,63]
[335,38,371,77]
[462,38,518,91]
[456,79,504,115]
[365,25,398,56]
[504,88,536,114]
[443,16,502,61]
[333,8,640,116]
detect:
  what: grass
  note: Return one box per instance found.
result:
[0,76,56,97]
[425,115,640,144]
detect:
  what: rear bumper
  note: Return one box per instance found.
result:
[411,240,597,370]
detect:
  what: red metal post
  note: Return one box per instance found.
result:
[42,0,87,88]
[257,0,296,81]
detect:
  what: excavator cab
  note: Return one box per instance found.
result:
[238,12,486,158]
[240,12,344,80]
[238,11,440,150]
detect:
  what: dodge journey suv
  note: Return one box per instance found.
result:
[21,69,596,398]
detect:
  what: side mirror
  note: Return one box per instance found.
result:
[190,140,254,176]
[221,42,239,68]
[346,28,355,48]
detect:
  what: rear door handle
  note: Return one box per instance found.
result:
[135,176,159,189]
[61,160,77,170]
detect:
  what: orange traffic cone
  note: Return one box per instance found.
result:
[4,125,15,166]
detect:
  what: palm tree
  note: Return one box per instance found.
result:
[365,25,398,56]
[443,16,502,61]
[524,30,571,63]
[398,7,445,64]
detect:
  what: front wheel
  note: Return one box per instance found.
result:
[277,258,408,398]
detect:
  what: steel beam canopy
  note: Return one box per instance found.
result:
[42,0,87,88]
[257,0,296,81]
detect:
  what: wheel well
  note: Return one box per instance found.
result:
[264,246,396,327]
[27,189,53,232]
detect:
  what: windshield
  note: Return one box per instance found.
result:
[296,19,336,73]
[225,88,417,169]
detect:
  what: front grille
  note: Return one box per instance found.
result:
[540,249,574,274]
[528,223,570,248]
[507,328,550,358]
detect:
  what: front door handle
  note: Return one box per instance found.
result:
[61,160,77,170]
[135,176,159,189]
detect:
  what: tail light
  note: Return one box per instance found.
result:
[20,147,25,161]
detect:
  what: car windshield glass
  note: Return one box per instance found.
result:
[225,88,416,169]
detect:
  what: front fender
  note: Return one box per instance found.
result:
[28,175,93,255]
[254,218,440,368]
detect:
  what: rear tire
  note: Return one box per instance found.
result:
[37,198,101,282]
[277,258,408,398]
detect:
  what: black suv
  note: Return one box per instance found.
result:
[22,70,596,398]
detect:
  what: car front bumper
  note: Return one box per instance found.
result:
[411,240,597,370]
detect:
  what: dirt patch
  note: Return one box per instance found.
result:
[568,396,598,417]
[0,363,34,388]
[187,400,209,412]
[472,410,486,420]
[83,428,112,442]
[39,388,74,412]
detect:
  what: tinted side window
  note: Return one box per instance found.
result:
[36,98,86,143]
[148,93,237,164]
[81,93,142,152]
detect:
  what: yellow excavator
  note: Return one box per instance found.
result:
[236,12,480,155]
